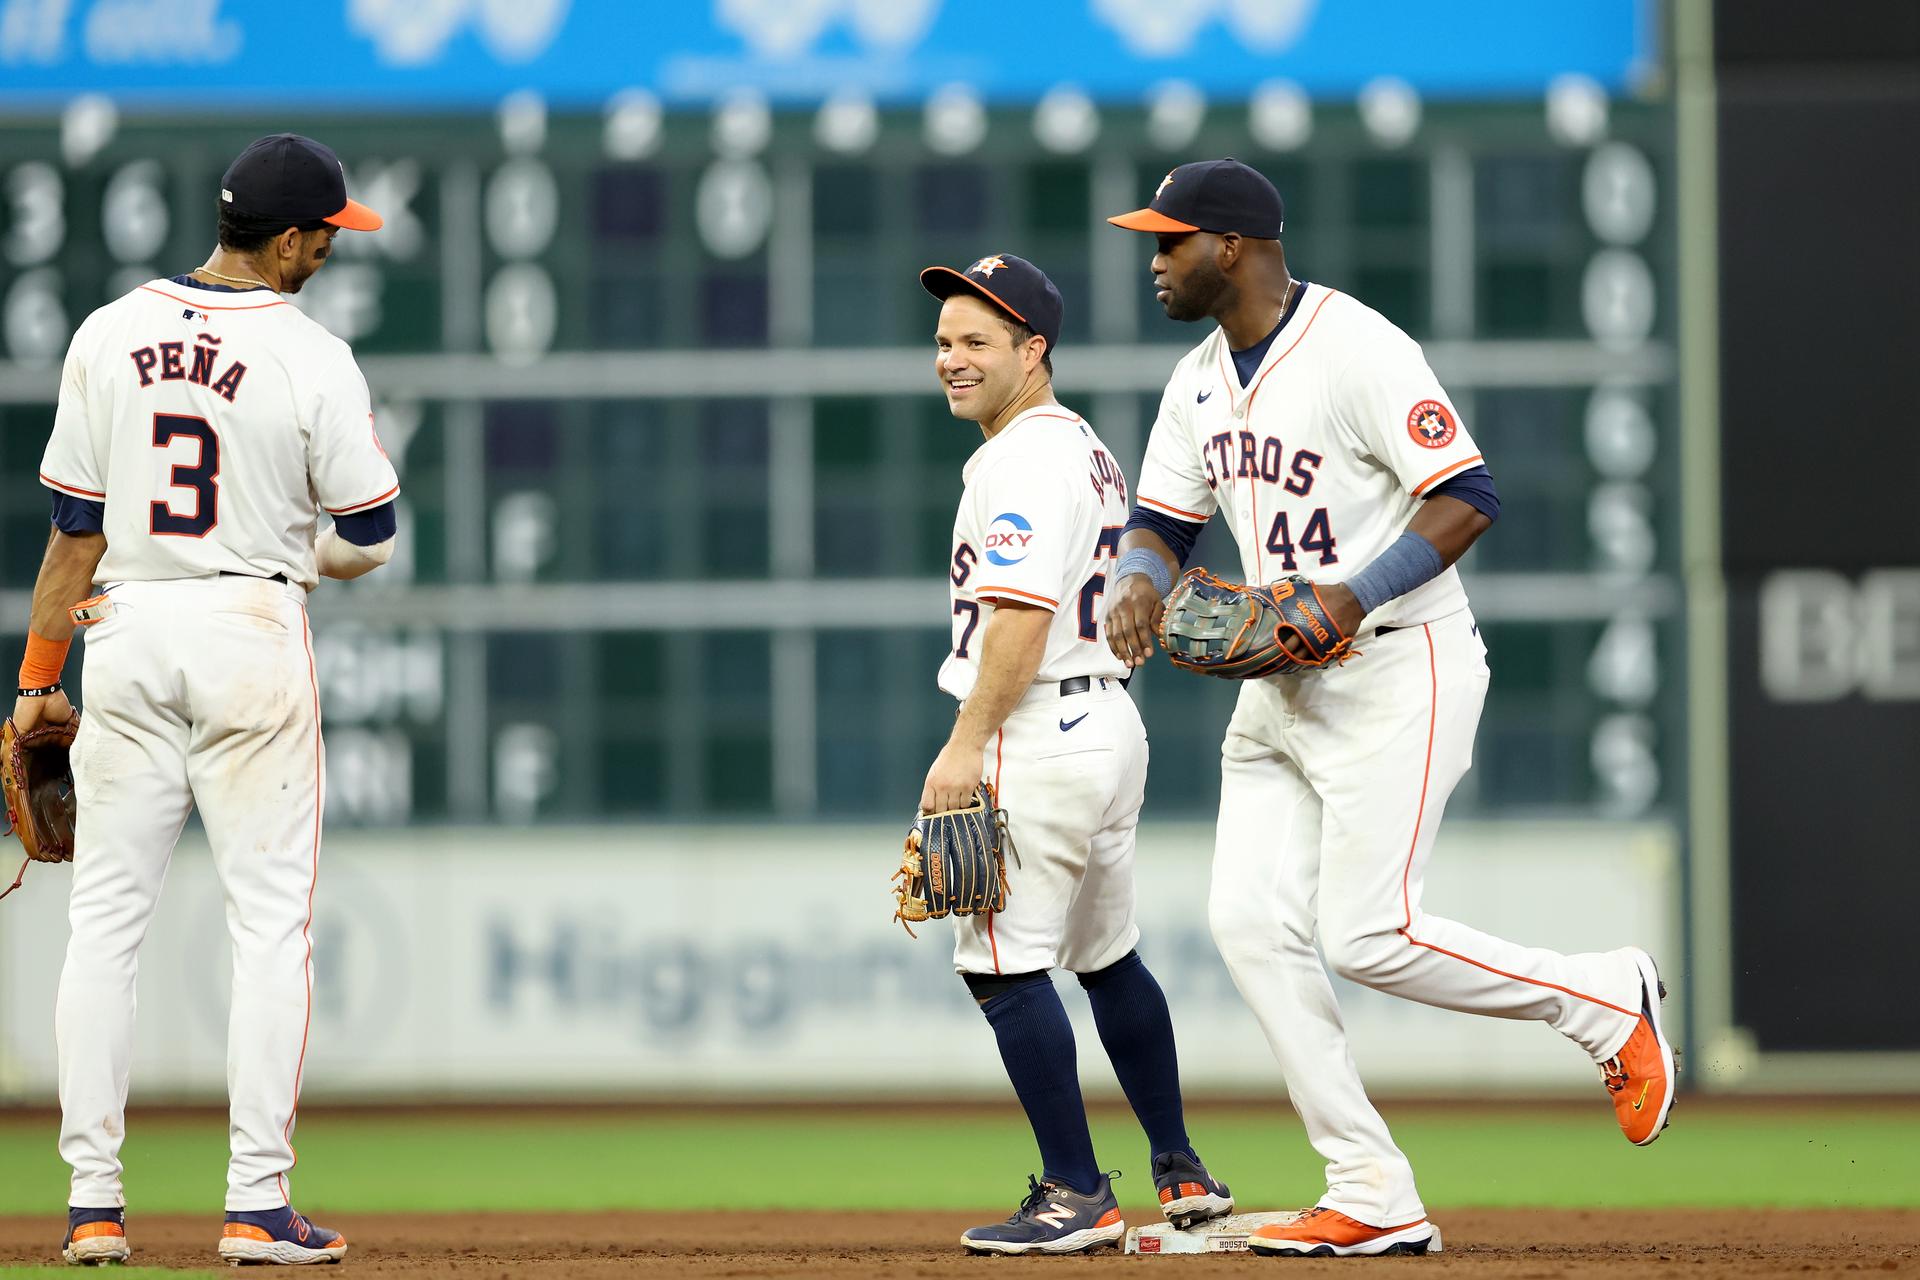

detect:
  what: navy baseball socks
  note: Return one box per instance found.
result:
[1081,951,1234,1227]
[973,974,1103,1195]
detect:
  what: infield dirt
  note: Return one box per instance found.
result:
[1,1208,1915,1277]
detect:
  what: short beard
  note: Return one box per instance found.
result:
[1164,257,1227,323]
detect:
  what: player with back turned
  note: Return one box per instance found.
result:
[11,134,397,1266]
[913,253,1233,1254]
[1103,160,1676,1257]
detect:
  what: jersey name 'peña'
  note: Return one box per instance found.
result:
[38,280,400,590]
[939,407,1132,701]
[1136,282,1483,631]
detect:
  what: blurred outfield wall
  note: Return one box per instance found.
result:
[0,823,1681,1100]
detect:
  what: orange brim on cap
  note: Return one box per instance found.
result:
[1106,208,1199,233]
[919,265,1032,326]
[324,198,383,232]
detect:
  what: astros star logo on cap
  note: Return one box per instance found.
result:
[969,255,1008,277]
[1156,171,1176,197]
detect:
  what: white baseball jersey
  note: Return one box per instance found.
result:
[1136,283,1481,628]
[1154,284,1654,1229]
[939,406,1132,701]
[39,278,399,589]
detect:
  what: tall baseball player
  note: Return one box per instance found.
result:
[14,134,395,1267]
[1102,160,1676,1257]
[917,254,1233,1255]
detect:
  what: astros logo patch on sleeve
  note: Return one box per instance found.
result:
[1407,400,1458,449]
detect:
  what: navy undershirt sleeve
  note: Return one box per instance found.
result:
[50,491,105,535]
[1427,465,1501,523]
[333,501,397,547]
[1123,504,1202,566]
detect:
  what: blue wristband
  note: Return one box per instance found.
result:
[1115,547,1174,599]
[1344,530,1445,616]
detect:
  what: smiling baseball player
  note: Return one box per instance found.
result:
[14,134,395,1266]
[1103,160,1675,1257]
[917,253,1232,1255]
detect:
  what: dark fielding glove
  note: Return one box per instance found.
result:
[2,712,80,863]
[1158,567,1354,679]
[891,782,1015,936]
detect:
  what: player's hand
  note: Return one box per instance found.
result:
[920,741,985,815]
[10,689,73,734]
[1107,573,1167,668]
[1321,583,1366,641]
[1281,581,1365,661]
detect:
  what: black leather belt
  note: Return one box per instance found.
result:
[1059,676,1127,696]
[221,571,289,584]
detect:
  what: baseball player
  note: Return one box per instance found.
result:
[15,134,395,1266]
[1103,160,1676,1257]
[917,254,1233,1254]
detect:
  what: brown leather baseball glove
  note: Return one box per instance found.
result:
[2,712,80,863]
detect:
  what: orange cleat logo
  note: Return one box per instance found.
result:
[1631,1080,1651,1112]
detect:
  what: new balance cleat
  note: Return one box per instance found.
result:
[1151,1148,1234,1228]
[62,1206,129,1266]
[1247,1207,1441,1257]
[1601,947,1677,1146]
[218,1207,347,1266]
[961,1172,1125,1255]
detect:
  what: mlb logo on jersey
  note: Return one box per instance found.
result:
[985,511,1034,565]
[1407,400,1458,449]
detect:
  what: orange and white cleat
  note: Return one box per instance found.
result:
[218,1206,347,1265]
[1602,947,1676,1146]
[62,1207,130,1266]
[1246,1206,1441,1257]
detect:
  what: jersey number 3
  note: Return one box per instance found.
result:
[150,412,219,537]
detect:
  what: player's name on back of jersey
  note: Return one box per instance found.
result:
[128,333,247,404]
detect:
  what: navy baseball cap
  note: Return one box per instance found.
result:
[1108,158,1284,239]
[221,134,382,232]
[920,253,1064,356]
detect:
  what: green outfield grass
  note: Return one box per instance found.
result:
[0,1103,1914,1218]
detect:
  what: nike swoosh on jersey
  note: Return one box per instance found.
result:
[1197,389,1213,403]
[1059,713,1089,732]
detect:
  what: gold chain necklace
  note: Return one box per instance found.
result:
[196,265,275,291]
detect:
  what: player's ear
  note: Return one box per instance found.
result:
[272,225,303,262]
[1025,334,1049,375]
[1216,232,1243,270]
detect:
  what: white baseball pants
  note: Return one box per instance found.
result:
[952,678,1146,976]
[1206,609,1644,1226]
[57,575,323,1211]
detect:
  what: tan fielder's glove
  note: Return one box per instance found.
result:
[891,782,1015,936]
[2,712,79,863]
[1158,567,1354,679]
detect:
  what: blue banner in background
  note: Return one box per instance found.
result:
[0,0,1650,109]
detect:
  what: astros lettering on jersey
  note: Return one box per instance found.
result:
[1135,282,1480,628]
[40,280,399,589]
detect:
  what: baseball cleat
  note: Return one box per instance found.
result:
[62,1206,130,1266]
[1602,947,1676,1146]
[1246,1207,1441,1257]
[1151,1148,1234,1228]
[961,1172,1125,1255]
[217,1206,347,1266]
